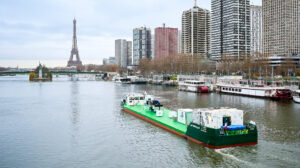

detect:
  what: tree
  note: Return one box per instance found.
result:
[87,64,95,72]
[29,72,35,81]
[46,72,53,81]
[0,67,7,71]
[76,65,84,72]
[296,70,300,76]
[138,58,151,75]
[136,53,217,76]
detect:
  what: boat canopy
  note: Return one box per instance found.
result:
[124,93,154,106]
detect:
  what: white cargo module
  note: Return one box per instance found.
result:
[192,108,244,129]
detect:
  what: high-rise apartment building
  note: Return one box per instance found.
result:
[181,1,210,57]
[250,5,262,55]
[115,39,132,68]
[103,57,116,65]
[263,0,300,57]
[151,34,155,59]
[178,30,182,54]
[155,24,178,59]
[211,0,250,60]
[108,57,115,65]
[103,58,109,65]
[133,27,152,66]
[127,42,132,66]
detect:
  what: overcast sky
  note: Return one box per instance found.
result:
[0,0,262,67]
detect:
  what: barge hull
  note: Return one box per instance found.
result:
[217,91,292,100]
[186,136,257,149]
[123,108,184,137]
[123,107,257,149]
[186,123,258,149]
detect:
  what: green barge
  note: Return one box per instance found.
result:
[121,93,257,149]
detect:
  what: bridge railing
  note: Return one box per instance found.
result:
[0,71,106,75]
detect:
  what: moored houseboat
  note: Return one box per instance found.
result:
[152,75,176,85]
[114,76,131,84]
[152,75,163,85]
[293,90,300,103]
[216,84,292,100]
[179,80,211,93]
[128,76,148,84]
[121,93,257,149]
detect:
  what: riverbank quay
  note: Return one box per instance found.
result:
[113,74,300,90]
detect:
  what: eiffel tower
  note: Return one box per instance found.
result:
[67,18,82,67]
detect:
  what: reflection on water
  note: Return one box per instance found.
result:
[70,81,79,125]
[0,76,299,168]
[70,81,80,147]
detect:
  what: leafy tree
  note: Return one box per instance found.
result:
[295,70,300,76]
[46,72,53,81]
[29,72,35,81]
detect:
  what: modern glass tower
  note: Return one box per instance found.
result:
[211,0,250,60]
[133,27,152,66]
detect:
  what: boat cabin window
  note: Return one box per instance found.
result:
[140,97,144,100]
[129,97,133,103]
[223,116,231,126]
[185,81,204,85]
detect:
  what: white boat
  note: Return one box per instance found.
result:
[152,75,163,85]
[293,90,300,103]
[216,84,292,100]
[95,74,103,81]
[179,80,211,93]
[129,76,147,84]
[114,76,131,84]
[162,80,177,86]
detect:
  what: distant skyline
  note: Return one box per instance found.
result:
[0,0,262,68]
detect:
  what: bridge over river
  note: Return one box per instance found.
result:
[0,71,106,76]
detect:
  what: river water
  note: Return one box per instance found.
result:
[0,75,299,168]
